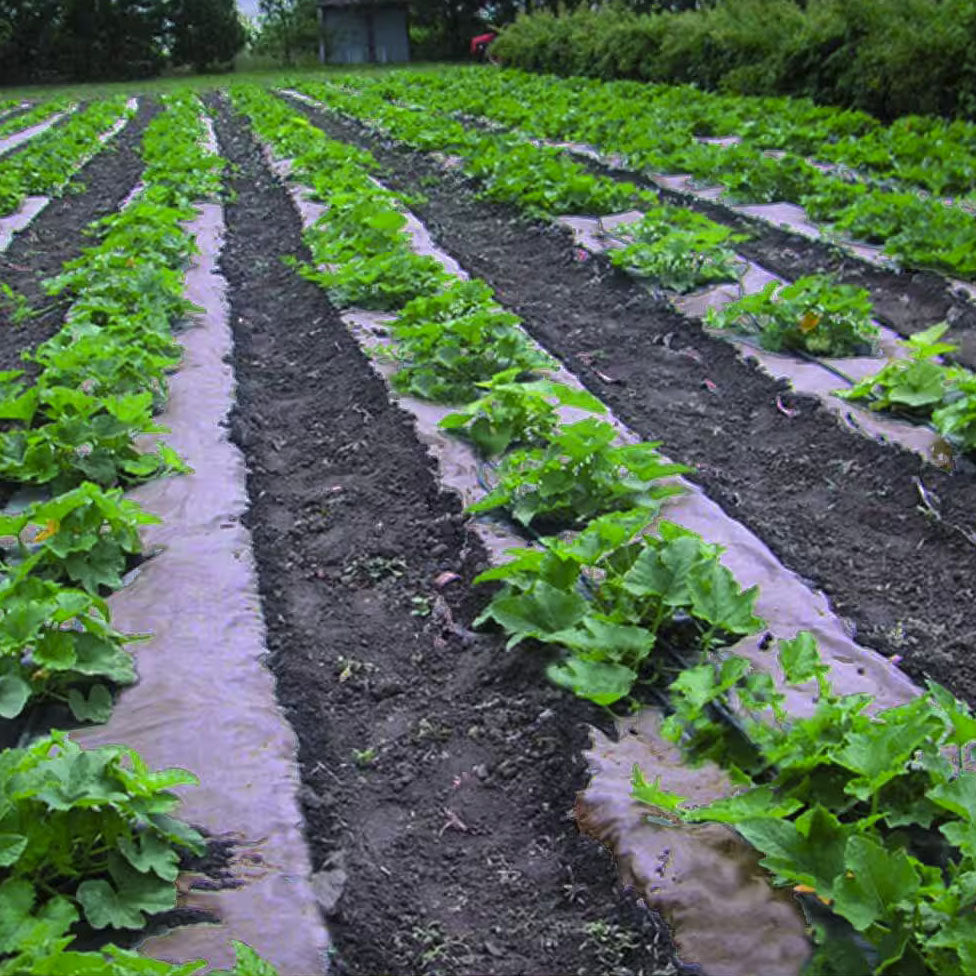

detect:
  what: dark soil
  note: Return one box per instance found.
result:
[288,97,976,709]
[458,109,976,366]
[212,95,689,976]
[0,98,158,373]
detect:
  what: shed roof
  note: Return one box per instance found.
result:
[319,0,408,7]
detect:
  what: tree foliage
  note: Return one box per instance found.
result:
[0,0,246,82]
[168,0,246,71]
[250,0,318,65]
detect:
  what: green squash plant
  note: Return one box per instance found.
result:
[836,323,976,454]
[705,274,879,356]
[388,281,554,403]
[440,368,606,456]
[636,633,976,975]
[609,205,747,293]
[475,509,762,704]
[469,419,689,528]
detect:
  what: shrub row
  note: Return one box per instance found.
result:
[492,0,976,121]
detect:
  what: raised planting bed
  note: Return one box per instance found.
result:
[282,91,976,703]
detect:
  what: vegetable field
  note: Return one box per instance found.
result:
[3,67,976,976]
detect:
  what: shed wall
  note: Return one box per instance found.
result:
[373,7,408,63]
[321,6,408,64]
[322,8,369,63]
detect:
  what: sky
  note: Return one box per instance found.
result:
[238,0,261,20]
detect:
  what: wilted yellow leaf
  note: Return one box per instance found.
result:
[799,311,821,333]
[34,519,59,542]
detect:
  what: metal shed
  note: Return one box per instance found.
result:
[317,0,410,64]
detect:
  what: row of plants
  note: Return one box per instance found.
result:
[376,66,976,201]
[289,79,762,297]
[250,85,976,974]
[290,81,976,461]
[280,86,866,355]
[0,92,270,974]
[293,81,858,351]
[0,97,71,143]
[288,81,642,222]
[0,96,136,219]
[344,68,976,279]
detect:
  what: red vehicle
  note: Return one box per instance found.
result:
[470,31,497,60]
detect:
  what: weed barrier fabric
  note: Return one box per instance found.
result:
[0,196,49,252]
[262,133,920,976]
[74,201,329,973]
[0,106,74,156]
[581,711,810,976]
[557,212,945,465]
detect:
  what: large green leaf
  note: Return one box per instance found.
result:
[734,805,851,895]
[546,656,636,704]
[929,772,976,822]
[0,833,27,867]
[832,835,920,932]
[481,581,588,644]
[684,786,802,824]
[0,674,30,719]
[687,561,762,634]
[621,535,702,605]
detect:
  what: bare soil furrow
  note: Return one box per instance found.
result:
[212,95,688,976]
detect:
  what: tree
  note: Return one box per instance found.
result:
[252,0,318,65]
[0,0,63,82]
[168,0,246,71]
[55,0,166,80]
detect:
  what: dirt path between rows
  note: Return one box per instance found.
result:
[211,96,691,976]
[287,97,976,710]
[0,99,158,372]
[460,114,976,364]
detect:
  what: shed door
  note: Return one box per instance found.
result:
[323,8,368,64]
[372,6,408,63]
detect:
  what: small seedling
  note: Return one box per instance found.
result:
[352,747,377,767]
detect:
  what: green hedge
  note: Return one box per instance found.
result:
[492,0,976,120]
